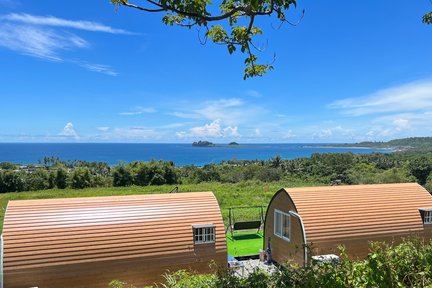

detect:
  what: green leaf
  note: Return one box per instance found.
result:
[423,12,432,25]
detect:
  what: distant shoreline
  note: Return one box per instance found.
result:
[304,145,396,151]
[315,145,409,152]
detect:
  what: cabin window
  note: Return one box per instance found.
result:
[274,209,291,242]
[425,211,432,224]
[193,224,215,244]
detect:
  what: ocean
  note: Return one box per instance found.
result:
[0,143,392,166]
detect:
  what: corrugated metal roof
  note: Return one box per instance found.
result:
[284,183,432,243]
[3,191,226,271]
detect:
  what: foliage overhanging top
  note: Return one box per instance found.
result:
[111,0,302,79]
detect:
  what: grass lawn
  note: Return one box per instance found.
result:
[0,180,322,232]
[227,231,264,257]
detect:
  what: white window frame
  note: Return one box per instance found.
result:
[274,209,291,242]
[193,224,216,244]
[424,211,432,224]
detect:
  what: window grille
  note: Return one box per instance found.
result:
[193,225,215,244]
[424,211,432,224]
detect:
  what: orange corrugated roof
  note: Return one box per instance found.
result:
[3,192,226,271]
[284,183,432,243]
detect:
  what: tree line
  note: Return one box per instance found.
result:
[1,151,432,193]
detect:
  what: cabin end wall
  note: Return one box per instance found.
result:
[264,190,304,265]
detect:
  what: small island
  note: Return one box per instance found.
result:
[192,140,215,147]
[228,142,239,146]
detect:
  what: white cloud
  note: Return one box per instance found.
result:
[315,129,332,138]
[97,127,110,132]
[313,126,354,139]
[80,63,117,76]
[328,80,432,116]
[111,127,161,140]
[190,120,224,137]
[254,128,262,136]
[59,122,79,139]
[0,13,130,75]
[175,131,187,138]
[321,79,432,141]
[392,118,410,131]
[223,126,240,137]
[371,112,432,135]
[282,129,296,139]
[196,99,244,124]
[244,89,262,98]
[119,106,157,116]
[214,98,244,107]
[176,119,240,138]
[160,122,191,129]
[171,98,266,126]
[0,23,88,61]
[168,111,202,119]
[364,127,393,138]
[2,13,134,34]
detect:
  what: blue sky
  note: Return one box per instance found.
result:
[0,0,431,143]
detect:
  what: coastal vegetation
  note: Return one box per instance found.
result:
[2,149,432,194]
[330,136,432,151]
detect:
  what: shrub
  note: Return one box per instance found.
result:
[112,166,133,187]
[55,168,68,189]
[70,167,92,189]
[425,173,432,193]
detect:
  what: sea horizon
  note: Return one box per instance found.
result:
[0,141,363,144]
[0,143,393,166]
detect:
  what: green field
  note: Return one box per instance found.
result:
[0,180,321,232]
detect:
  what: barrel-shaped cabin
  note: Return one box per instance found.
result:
[2,192,226,288]
[264,183,432,266]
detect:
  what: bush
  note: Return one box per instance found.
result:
[70,167,92,189]
[56,168,68,189]
[408,157,432,185]
[113,166,134,187]
[0,170,27,192]
[0,162,16,170]
[425,173,432,193]
[256,168,281,182]
[162,270,216,288]
[27,169,50,191]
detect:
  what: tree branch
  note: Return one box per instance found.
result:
[119,0,165,12]
[112,0,299,79]
[121,0,250,22]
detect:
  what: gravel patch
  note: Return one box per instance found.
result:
[230,259,277,277]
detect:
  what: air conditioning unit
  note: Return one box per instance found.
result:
[311,254,340,264]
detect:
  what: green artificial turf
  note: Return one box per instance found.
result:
[226,231,264,257]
